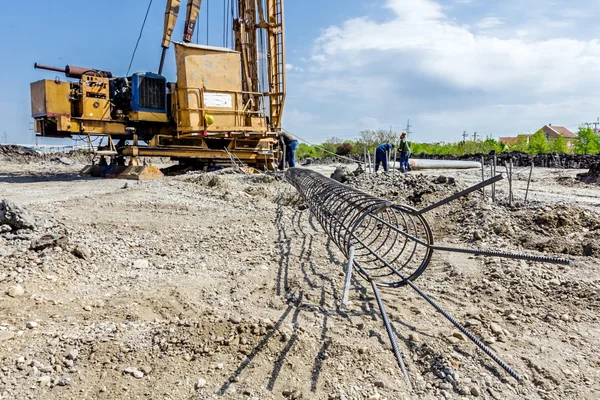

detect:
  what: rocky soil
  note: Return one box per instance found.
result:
[0,160,599,400]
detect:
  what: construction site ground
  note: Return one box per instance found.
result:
[0,158,599,400]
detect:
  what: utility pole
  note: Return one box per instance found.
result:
[594,117,600,132]
[462,131,468,142]
[1,131,6,144]
[405,119,412,136]
[473,131,478,141]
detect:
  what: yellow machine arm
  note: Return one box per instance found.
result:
[159,0,181,74]
[183,0,202,42]
[159,0,202,74]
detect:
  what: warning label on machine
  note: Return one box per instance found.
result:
[204,92,233,108]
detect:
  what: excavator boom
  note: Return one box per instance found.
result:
[159,0,182,74]
[183,0,202,42]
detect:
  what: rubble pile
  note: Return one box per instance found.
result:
[346,172,458,206]
[577,163,600,184]
[0,145,41,163]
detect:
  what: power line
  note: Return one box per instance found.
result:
[127,0,154,76]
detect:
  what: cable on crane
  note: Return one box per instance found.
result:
[206,0,210,45]
[127,0,154,76]
[196,9,199,44]
[281,128,367,165]
[222,0,226,47]
[230,0,235,48]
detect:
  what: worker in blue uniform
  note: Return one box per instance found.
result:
[279,131,299,170]
[375,143,394,172]
[399,132,412,173]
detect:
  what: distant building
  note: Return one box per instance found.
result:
[540,124,577,142]
[499,124,578,149]
[499,135,529,146]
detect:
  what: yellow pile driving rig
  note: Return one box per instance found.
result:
[30,0,285,177]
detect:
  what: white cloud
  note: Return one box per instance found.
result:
[311,0,600,95]
[476,17,505,30]
[280,0,600,143]
[285,63,304,72]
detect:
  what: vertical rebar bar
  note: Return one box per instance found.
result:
[492,155,497,202]
[490,159,494,201]
[481,156,485,198]
[504,162,511,206]
[509,157,514,206]
[373,150,377,174]
[524,160,534,206]
[341,245,355,308]
[386,150,390,173]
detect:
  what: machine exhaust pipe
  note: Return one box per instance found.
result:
[34,63,113,79]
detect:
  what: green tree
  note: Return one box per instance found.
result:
[575,126,599,154]
[358,129,399,152]
[510,134,530,152]
[320,137,343,155]
[548,135,569,153]
[528,129,549,154]
[295,143,322,159]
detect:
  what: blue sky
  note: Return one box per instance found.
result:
[2,0,600,145]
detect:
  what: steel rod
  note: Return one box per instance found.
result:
[341,245,355,308]
[417,174,504,215]
[371,279,413,390]
[373,150,376,174]
[430,245,573,266]
[492,155,497,202]
[525,160,534,205]
[481,156,485,198]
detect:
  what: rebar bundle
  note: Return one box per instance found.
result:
[285,167,573,387]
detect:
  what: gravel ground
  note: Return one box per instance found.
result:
[0,160,599,400]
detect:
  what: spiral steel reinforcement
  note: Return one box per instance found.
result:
[285,167,573,387]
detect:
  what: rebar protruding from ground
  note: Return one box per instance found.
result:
[371,279,413,390]
[285,168,574,383]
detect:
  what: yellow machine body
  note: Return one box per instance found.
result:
[174,42,267,133]
[30,80,70,118]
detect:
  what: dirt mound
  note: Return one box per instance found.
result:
[577,163,600,184]
[450,198,600,257]
[346,172,458,207]
[0,145,41,163]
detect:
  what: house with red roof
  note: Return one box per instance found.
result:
[499,124,578,149]
[540,124,577,142]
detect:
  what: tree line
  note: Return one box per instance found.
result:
[296,126,600,159]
